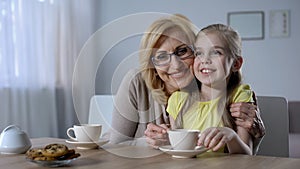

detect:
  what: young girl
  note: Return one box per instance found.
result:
[167,24,253,155]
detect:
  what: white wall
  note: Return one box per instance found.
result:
[93,0,300,101]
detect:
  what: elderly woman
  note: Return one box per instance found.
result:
[109,14,265,153]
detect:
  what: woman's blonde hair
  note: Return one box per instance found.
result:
[199,24,243,129]
[139,14,197,104]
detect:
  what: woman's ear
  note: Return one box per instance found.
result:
[232,56,243,72]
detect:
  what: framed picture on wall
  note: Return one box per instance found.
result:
[228,11,264,40]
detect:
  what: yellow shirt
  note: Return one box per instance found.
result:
[167,84,253,131]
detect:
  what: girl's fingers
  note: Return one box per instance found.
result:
[207,132,223,149]
[203,128,219,147]
[212,137,226,152]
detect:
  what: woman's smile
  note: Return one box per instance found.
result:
[168,69,188,78]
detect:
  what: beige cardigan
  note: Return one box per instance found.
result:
[109,70,169,144]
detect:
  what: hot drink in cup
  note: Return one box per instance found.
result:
[167,129,200,150]
[67,124,102,142]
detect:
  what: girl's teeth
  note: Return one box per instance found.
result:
[202,69,211,73]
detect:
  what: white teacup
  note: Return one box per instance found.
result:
[167,129,200,150]
[67,124,102,142]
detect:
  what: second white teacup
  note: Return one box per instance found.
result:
[167,129,200,150]
[67,124,102,142]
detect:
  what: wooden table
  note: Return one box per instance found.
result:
[1,137,300,169]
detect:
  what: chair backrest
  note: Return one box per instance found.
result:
[288,101,300,133]
[256,96,289,157]
[88,95,113,136]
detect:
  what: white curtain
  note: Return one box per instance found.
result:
[0,0,97,138]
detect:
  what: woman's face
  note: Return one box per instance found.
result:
[153,34,194,94]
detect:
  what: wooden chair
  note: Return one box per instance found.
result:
[256,96,289,157]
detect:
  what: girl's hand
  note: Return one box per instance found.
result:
[197,127,237,152]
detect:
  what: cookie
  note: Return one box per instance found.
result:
[42,144,69,157]
[56,149,75,160]
[57,149,81,160]
[33,156,56,161]
[64,153,81,160]
[26,148,44,159]
[26,144,80,162]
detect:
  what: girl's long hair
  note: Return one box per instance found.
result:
[199,24,243,130]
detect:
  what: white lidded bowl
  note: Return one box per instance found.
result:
[0,125,32,154]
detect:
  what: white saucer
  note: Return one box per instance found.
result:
[159,145,207,158]
[65,138,109,149]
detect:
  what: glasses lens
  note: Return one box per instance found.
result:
[152,45,194,66]
[152,53,170,66]
[174,46,188,56]
[175,46,193,59]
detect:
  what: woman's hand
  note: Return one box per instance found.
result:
[230,102,257,130]
[197,127,236,152]
[229,101,265,138]
[144,123,170,149]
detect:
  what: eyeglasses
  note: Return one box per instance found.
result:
[151,45,194,66]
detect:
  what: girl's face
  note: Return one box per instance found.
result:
[193,33,234,88]
[153,32,194,94]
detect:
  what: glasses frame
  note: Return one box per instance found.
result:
[151,45,195,67]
